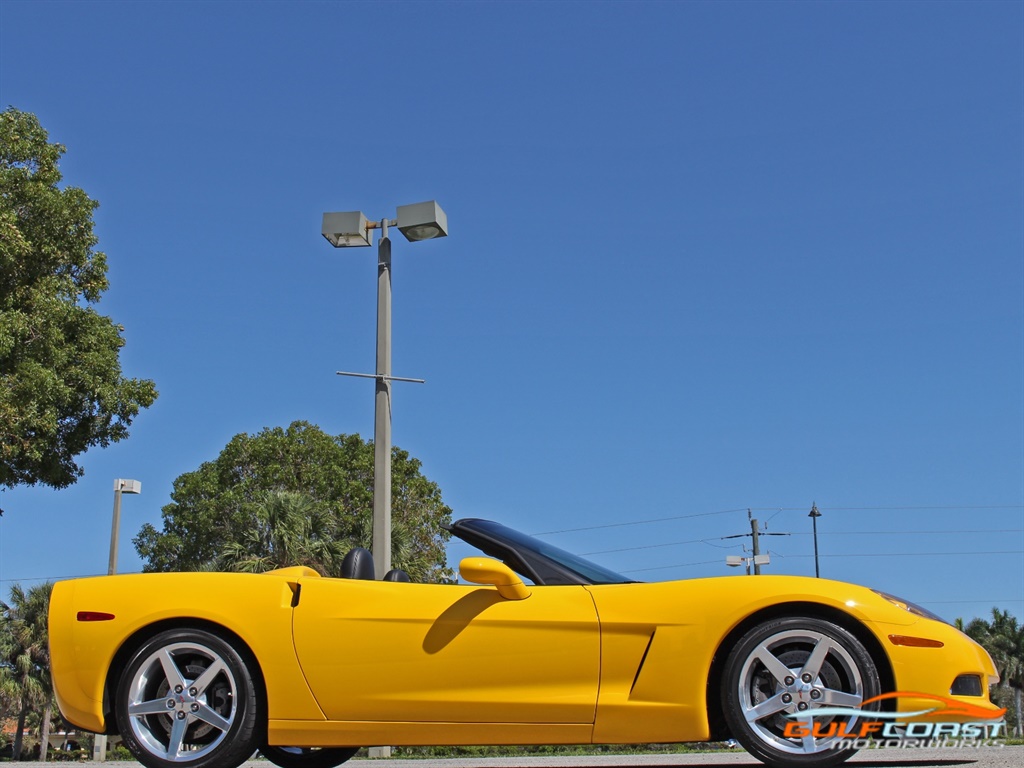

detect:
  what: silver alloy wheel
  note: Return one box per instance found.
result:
[737,628,866,756]
[124,640,237,762]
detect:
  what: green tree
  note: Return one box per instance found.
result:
[219,491,349,575]
[134,421,453,582]
[987,608,1024,737]
[957,608,1024,737]
[0,108,157,492]
[0,582,54,760]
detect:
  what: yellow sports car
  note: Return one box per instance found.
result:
[50,518,1002,768]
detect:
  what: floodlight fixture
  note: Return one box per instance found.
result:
[726,556,744,567]
[396,200,448,242]
[322,211,373,247]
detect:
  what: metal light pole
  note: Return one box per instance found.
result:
[373,224,393,577]
[108,479,141,576]
[95,479,141,761]
[323,202,447,579]
[809,502,822,577]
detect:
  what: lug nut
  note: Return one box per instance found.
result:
[810,689,822,700]
[784,676,795,686]
[781,693,792,704]
[174,685,183,694]
[176,711,186,720]
[797,702,808,711]
[166,700,176,709]
[191,703,200,713]
[189,687,198,697]
[802,673,813,683]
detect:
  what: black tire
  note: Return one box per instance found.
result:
[114,628,259,768]
[260,746,359,768]
[721,616,881,768]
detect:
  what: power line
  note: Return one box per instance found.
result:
[791,529,1024,536]
[532,508,747,535]
[623,559,725,573]
[752,505,1024,512]
[0,570,142,584]
[584,529,1024,555]
[532,505,1024,536]
[777,550,1024,558]
[621,550,1023,574]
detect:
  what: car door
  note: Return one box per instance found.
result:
[292,577,600,724]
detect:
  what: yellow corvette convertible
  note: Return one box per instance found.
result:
[50,518,1001,768]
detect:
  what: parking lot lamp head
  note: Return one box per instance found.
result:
[322,211,373,247]
[396,200,448,242]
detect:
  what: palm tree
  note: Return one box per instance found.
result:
[987,608,1024,737]
[219,491,350,576]
[0,582,54,760]
[957,608,1024,737]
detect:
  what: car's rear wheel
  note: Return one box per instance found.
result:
[721,616,881,768]
[114,628,259,768]
[260,746,359,768]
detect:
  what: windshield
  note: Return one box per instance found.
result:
[457,519,633,585]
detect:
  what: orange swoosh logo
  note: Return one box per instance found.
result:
[862,691,1006,720]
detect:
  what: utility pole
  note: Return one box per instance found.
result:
[749,511,762,575]
[722,510,789,574]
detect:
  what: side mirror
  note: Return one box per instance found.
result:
[459,558,531,601]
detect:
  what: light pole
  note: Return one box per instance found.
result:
[108,479,141,576]
[95,478,141,761]
[322,201,447,579]
[809,502,822,577]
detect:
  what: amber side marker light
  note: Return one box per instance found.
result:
[77,611,115,622]
[888,634,944,648]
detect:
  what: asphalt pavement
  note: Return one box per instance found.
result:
[61,745,1024,768]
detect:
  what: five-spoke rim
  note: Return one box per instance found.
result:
[126,641,237,762]
[737,628,865,755]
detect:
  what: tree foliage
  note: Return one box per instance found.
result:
[218,491,350,575]
[0,582,54,760]
[134,421,454,582]
[0,107,157,491]
[957,607,1024,736]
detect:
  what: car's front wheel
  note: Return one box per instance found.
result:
[260,746,359,768]
[114,628,259,768]
[721,616,881,768]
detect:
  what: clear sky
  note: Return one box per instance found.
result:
[0,0,1021,624]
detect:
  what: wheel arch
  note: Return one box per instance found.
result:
[703,601,896,740]
[102,618,269,742]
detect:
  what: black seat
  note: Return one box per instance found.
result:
[341,547,375,580]
[382,569,411,582]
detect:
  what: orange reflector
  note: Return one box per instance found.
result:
[888,634,944,648]
[77,611,115,622]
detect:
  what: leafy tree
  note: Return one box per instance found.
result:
[218,491,349,575]
[0,582,54,760]
[134,421,454,582]
[957,607,1024,736]
[0,108,157,492]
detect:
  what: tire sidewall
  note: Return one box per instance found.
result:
[115,628,259,768]
[721,616,881,768]
[260,746,359,768]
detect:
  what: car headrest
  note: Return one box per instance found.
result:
[341,547,375,580]
[383,568,411,582]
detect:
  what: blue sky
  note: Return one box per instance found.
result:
[1,0,1021,624]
